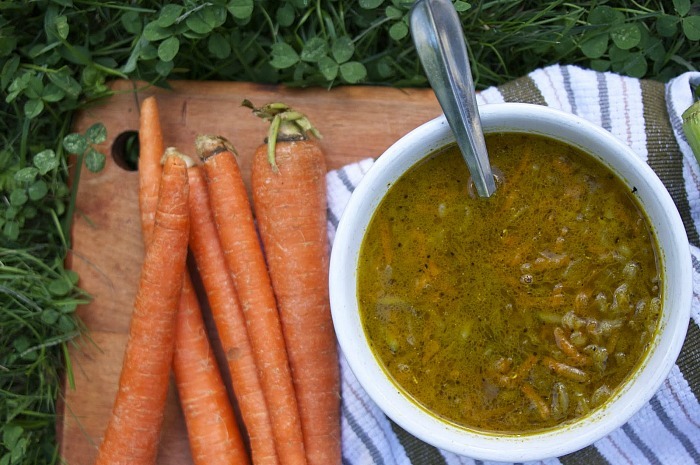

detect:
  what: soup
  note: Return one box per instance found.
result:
[357,132,662,433]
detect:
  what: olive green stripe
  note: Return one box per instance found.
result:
[497,74,547,105]
[641,79,700,399]
[560,444,611,465]
[388,420,447,465]
[676,320,700,403]
[640,79,700,246]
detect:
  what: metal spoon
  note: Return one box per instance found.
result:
[410,0,496,197]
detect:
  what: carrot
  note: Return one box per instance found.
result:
[521,383,551,420]
[174,272,251,465]
[155,152,252,465]
[553,326,590,367]
[195,135,306,465]
[187,162,284,465]
[138,99,248,465]
[94,154,189,465]
[244,101,341,465]
[138,96,165,242]
[542,356,590,383]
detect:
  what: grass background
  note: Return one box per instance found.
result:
[1,1,698,463]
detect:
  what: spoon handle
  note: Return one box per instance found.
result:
[410,0,496,197]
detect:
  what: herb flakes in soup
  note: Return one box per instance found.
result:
[357,132,662,433]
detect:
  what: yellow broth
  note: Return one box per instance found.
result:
[357,133,662,433]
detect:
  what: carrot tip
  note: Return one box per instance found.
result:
[195,134,237,161]
[162,147,196,168]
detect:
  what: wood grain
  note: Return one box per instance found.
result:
[58,80,440,464]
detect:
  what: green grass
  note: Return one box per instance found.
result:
[1,1,698,463]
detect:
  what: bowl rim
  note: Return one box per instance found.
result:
[329,103,692,462]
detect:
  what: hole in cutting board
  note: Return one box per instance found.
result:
[111,130,140,171]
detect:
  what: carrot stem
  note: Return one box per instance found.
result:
[242,100,322,172]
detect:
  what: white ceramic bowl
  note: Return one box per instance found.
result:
[329,103,692,462]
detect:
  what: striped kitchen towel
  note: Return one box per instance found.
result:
[327,64,700,465]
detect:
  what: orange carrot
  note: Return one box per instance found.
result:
[138,96,164,242]
[196,135,307,465]
[245,101,340,465]
[138,99,248,465]
[521,383,551,420]
[94,154,189,465]
[187,162,282,465]
[151,151,251,465]
[174,273,251,465]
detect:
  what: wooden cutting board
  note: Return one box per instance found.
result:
[57,79,442,464]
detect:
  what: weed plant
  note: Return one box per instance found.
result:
[0,1,698,463]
